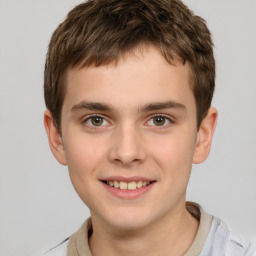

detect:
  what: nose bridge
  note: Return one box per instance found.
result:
[108,121,146,166]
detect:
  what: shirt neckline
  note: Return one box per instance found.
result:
[68,202,213,256]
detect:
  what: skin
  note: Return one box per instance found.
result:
[44,45,217,256]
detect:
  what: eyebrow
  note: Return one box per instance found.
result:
[71,100,186,113]
[139,101,186,112]
[71,101,113,112]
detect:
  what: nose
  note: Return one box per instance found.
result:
[108,124,147,166]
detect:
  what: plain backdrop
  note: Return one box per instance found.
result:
[0,1,255,255]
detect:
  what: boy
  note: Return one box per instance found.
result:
[43,0,255,255]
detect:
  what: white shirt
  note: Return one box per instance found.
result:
[44,203,256,256]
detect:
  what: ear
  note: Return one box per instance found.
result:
[193,107,218,164]
[44,110,67,165]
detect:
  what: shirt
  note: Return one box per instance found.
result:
[44,202,256,256]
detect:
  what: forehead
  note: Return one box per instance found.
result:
[63,46,195,113]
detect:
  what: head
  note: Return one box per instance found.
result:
[44,0,217,231]
[44,0,215,133]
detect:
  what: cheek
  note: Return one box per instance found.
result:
[64,137,107,209]
[64,135,105,190]
[150,131,196,177]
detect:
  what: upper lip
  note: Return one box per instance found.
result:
[100,176,155,182]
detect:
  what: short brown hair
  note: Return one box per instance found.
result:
[44,0,215,132]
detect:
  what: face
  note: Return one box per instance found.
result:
[47,46,213,231]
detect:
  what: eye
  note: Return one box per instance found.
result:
[84,115,109,127]
[147,115,172,127]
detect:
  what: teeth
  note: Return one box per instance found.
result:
[120,181,128,190]
[128,181,136,190]
[107,180,152,190]
[137,181,142,188]
[113,181,119,189]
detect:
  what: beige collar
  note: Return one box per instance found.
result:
[67,202,212,256]
[184,202,212,256]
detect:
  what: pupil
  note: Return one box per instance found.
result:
[92,116,103,126]
[154,116,165,126]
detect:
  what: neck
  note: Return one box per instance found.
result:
[89,203,199,256]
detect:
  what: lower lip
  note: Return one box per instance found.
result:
[101,181,156,199]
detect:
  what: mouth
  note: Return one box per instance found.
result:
[101,180,155,191]
[100,176,156,199]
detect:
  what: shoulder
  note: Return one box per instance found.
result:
[227,228,256,256]
[43,238,69,256]
[43,218,91,256]
[205,216,256,256]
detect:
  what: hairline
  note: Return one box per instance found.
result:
[56,44,200,134]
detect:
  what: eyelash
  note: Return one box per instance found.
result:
[82,114,174,128]
[146,114,173,127]
[83,114,110,128]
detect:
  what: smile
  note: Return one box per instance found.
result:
[101,177,156,199]
[104,180,152,191]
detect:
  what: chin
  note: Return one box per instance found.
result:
[104,208,155,231]
[110,219,149,231]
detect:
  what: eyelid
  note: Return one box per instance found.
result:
[81,113,174,128]
[145,114,174,127]
[82,114,111,127]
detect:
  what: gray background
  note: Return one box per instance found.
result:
[0,1,255,255]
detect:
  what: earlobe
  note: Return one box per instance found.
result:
[44,110,67,165]
[193,107,218,164]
